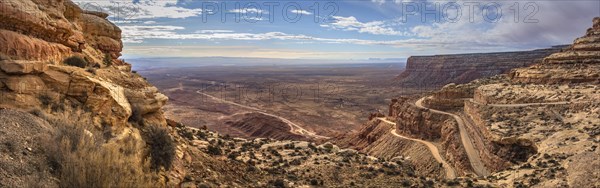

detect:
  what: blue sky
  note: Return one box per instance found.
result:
[74,0,600,59]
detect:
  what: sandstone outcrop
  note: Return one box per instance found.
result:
[0,0,166,127]
[396,46,565,88]
[0,0,175,185]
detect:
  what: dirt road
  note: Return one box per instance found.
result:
[196,91,329,139]
[376,117,457,179]
[415,97,491,177]
[468,99,589,107]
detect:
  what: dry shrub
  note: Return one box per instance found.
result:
[0,52,10,60]
[142,126,176,171]
[103,53,113,67]
[45,117,161,188]
[63,56,88,68]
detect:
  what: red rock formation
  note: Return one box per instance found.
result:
[396,47,564,88]
[224,112,308,141]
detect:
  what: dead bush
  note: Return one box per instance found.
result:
[38,94,52,108]
[128,105,143,125]
[103,53,113,67]
[44,117,160,188]
[63,56,88,68]
[142,126,176,171]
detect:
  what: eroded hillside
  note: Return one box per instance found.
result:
[339,17,600,187]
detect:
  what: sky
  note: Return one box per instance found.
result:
[73,0,600,60]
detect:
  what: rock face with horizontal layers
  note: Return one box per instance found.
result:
[0,0,167,127]
[396,46,565,88]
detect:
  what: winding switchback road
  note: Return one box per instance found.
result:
[415,97,491,177]
[376,117,457,179]
[468,99,592,107]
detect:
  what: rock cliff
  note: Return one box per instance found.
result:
[396,46,565,88]
[0,0,167,127]
[354,17,600,187]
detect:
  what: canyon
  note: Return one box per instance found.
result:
[0,0,598,187]
[339,17,600,187]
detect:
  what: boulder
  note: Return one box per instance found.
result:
[126,87,169,115]
[66,71,96,99]
[85,77,132,126]
[3,75,46,94]
[0,60,47,74]
[40,68,71,93]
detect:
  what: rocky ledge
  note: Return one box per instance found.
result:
[0,0,167,127]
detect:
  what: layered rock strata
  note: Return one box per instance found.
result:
[397,46,565,88]
[0,0,167,127]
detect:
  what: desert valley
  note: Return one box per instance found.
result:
[0,0,599,187]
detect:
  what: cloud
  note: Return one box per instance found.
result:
[291,10,312,15]
[242,16,267,21]
[322,16,408,36]
[118,25,459,52]
[405,1,600,51]
[229,8,267,14]
[121,26,320,43]
[394,0,416,3]
[108,0,599,58]
[371,0,386,5]
[227,8,268,21]
[120,25,186,43]
[195,30,235,34]
[73,0,202,20]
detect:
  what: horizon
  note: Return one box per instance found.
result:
[74,0,599,60]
